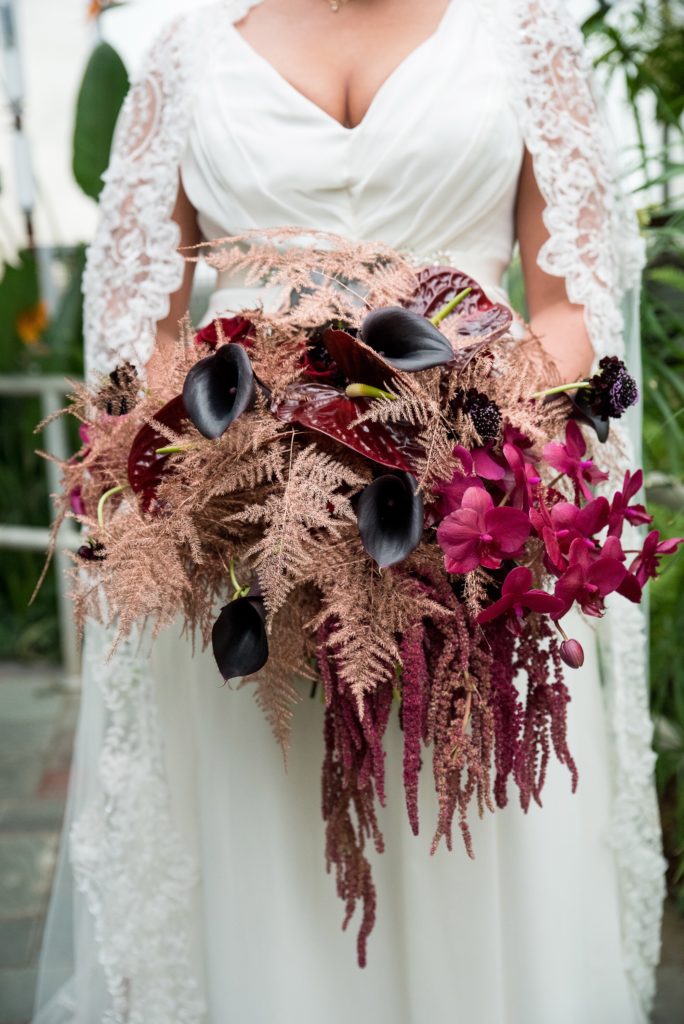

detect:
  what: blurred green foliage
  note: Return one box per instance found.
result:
[73,42,129,200]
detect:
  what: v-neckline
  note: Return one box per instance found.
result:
[228,1,455,134]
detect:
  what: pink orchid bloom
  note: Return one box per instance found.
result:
[607,469,652,538]
[543,420,609,501]
[435,446,485,516]
[629,530,683,588]
[436,486,531,574]
[553,537,627,618]
[530,497,610,574]
[69,486,86,517]
[476,566,564,632]
[502,440,542,510]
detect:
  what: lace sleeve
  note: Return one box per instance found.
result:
[82,10,207,379]
[495,0,646,365]
[484,3,665,1017]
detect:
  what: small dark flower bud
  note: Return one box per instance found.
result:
[560,638,584,670]
[77,541,106,562]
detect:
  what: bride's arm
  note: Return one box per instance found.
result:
[515,148,595,382]
[146,176,201,389]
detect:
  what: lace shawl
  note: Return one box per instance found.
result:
[73,1,664,1020]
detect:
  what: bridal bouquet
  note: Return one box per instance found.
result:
[42,230,680,965]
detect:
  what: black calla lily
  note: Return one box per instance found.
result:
[356,471,424,568]
[182,344,256,439]
[570,389,610,443]
[360,307,454,372]
[211,596,269,680]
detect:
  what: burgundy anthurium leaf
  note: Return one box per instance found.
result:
[195,316,255,351]
[322,327,399,389]
[451,305,512,344]
[405,265,512,348]
[127,395,190,509]
[273,382,424,473]
[406,266,495,320]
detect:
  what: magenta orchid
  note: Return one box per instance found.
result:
[531,497,610,573]
[629,530,684,588]
[436,486,531,574]
[476,566,563,632]
[435,446,485,515]
[607,469,651,538]
[553,538,627,617]
[543,420,609,501]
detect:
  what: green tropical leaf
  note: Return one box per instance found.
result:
[72,41,129,200]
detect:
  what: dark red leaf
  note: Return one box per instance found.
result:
[406,266,512,346]
[127,395,190,509]
[322,327,399,389]
[195,316,255,350]
[273,383,424,473]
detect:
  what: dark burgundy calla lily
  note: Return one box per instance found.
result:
[194,316,255,351]
[127,395,190,511]
[212,596,269,680]
[356,471,424,568]
[359,307,454,372]
[273,382,424,473]
[182,343,256,439]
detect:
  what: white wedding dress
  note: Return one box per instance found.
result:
[33,2,666,1023]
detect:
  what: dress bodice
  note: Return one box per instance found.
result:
[180,0,525,298]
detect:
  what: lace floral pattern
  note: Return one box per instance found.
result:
[83,12,204,377]
[483,0,664,1012]
[70,621,205,1024]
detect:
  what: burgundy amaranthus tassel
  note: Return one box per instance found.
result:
[486,625,524,808]
[317,622,393,967]
[399,622,429,835]
[512,621,578,810]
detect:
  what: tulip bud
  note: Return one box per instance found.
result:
[560,638,584,670]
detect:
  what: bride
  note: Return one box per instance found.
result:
[33,1,665,1022]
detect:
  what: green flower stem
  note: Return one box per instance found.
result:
[532,380,591,400]
[430,286,472,326]
[154,444,192,455]
[345,383,397,401]
[97,484,126,528]
[228,559,250,601]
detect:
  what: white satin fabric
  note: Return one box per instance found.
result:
[181,0,523,303]
[33,2,661,1022]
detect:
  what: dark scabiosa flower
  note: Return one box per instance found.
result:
[572,357,638,441]
[182,343,257,439]
[451,388,502,442]
[356,471,424,568]
[588,357,639,418]
[211,595,269,680]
